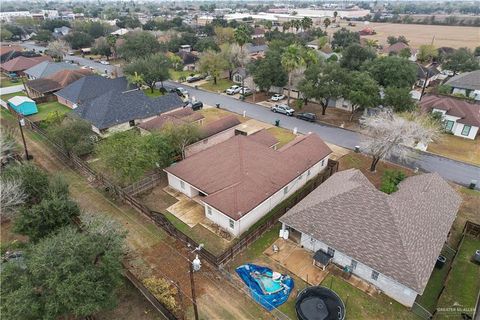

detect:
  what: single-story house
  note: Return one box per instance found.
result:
[252,27,265,39]
[0,55,52,76]
[0,45,24,63]
[54,75,131,109]
[138,107,205,134]
[444,70,480,101]
[279,169,461,307]
[165,133,332,237]
[73,90,184,136]
[24,61,79,80]
[25,69,92,98]
[7,96,38,116]
[184,115,242,157]
[420,94,480,139]
[53,26,71,38]
[383,42,417,61]
[415,63,440,88]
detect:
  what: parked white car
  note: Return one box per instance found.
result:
[226,85,242,95]
[99,60,110,65]
[271,94,285,101]
[239,87,252,95]
[271,104,295,116]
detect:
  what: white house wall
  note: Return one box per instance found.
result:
[166,172,199,198]
[297,233,418,307]
[432,108,478,139]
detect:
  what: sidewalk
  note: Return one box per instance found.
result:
[0,84,24,95]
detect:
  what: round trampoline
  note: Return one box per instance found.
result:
[295,286,345,320]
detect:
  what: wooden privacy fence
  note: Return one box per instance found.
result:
[122,173,164,196]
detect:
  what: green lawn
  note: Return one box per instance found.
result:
[437,235,480,316]
[169,69,191,81]
[143,89,164,98]
[0,77,22,88]
[0,91,27,102]
[199,79,233,93]
[266,127,296,148]
[28,101,71,122]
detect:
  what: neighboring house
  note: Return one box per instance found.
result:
[165,133,332,237]
[184,115,242,157]
[420,94,480,140]
[179,45,192,53]
[176,51,198,68]
[252,27,265,39]
[54,75,131,109]
[138,107,205,134]
[7,96,38,116]
[415,63,440,88]
[0,45,24,63]
[25,69,91,98]
[0,56,52,76]
[24,61,79,80]
[232,67,247,85]
[383,42,417,61]
[279,169,461,307]
[110,28,130,36]
[444,70,480,101]
[245,43,268,59]
[53,26,71,38]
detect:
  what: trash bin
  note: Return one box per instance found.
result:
[469,180,477,190]
[275,119,280,127]
[354,146,360,153]
[216,103,220,109]
[435,255,446,269]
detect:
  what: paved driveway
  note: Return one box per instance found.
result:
[0,84,24,95]
[164,81,480,189]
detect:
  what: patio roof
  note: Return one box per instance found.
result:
[313,250,333,266]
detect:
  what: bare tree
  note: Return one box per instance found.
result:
[361,111,439,172]
[1,131,18,166]
[0,179,26,222]
[47,40,70,61]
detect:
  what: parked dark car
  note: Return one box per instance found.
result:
[170,87,189,97]
[191,101,203,110]
[186,74,205,83]
[296,112,317,122]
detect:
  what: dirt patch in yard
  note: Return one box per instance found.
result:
[136,175,178,213]
[300,101,362,130]
[198,107,248,124]
[427,134,480,166]
[244,91,270,103]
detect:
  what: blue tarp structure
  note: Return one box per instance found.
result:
[236,264,294,311]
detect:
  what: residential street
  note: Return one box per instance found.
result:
[165,80,480,190]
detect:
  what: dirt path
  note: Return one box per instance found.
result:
[1,117,272,320]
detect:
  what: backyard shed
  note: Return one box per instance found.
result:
[7,96,38,116]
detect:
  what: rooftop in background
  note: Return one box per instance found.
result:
[138,107,204,132]
[445,70,480,91]
[24,61,79,79]
[165,133,332,220]
[0,55,52,72]
[280,168,461,294]
[420,94,480,127]
[26,69,92,94]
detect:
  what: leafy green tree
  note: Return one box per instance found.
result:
[234,24,251,51]
[161,123,201,159]
[387,35,409,45]
[363,56,417,88]
[340,44,376,71]
[442,48,479,75]
[249,45,288,92]
[0,28,13,41]
[14,196,80,242]
[92,37,112,59]
[1,164,49,205]
[398,47,412,59]
[299,62,349,115]
[417,44,438,63]
[194,37,219,52]
[46,118,95,157]
[31,30,52,43]
[1,226,124,319]
[323,18,331,29]
[41,19,70,32]
[380,170,406,194]
[124,53,171,92]
[281,44,318,105]
[64,31,94,50]
[474,46,480,57]
[197,49,228,85]
[345,71,381,119]
[331,27,359,49]
[301,17,313,31]
[117,31,160,61]
[383,86,416,112]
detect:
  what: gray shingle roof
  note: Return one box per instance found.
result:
[54,75,130,105]
[73,90,184,130]
[445,70,480,91]
[24,61,78,79]
[280,169,461,293]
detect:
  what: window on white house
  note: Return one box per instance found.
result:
[180,180,185,189]
[444,120,454,132]
[321,159,325,166]
[371,270,379,281]
[307,169,311,177]
[207,206,212,215]
[351,260,357,270]
[327,247,335,257]
[283,186,288,195]
[461,125,471,136]
[298,174,302,181]
[229,219,234,229]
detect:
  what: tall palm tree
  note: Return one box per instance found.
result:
[281,44,318,106]
[234,25,250,52]
[301,17,313,31]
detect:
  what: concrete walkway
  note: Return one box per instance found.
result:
[0,84,24,95]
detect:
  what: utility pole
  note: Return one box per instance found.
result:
[18,117,30,160]
[188,244,203,320]
[420,68,430,101]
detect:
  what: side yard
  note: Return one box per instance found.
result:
[427,134,480,166]
[199,78,233,93]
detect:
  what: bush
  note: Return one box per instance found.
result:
[1,164,49,205]
[46,118,95,157]
[143,277,178,312]
[380,170,406,194]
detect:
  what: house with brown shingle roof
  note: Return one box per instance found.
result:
[0,55,52,75]
[165,133,332,236]
[382,42,417,61]
[25,69,92,98]
[138,108,204,134]
[279,169,461,307]
[420,94,480,139]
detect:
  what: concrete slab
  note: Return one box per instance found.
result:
[235,118,273,135]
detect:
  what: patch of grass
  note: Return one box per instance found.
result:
[197,108,240,124]
[169,69,191,81]
[238,224,281,262]
[0,91,27,102]
[143,89,164,98]
[428,134,480,166]
[320,275,419,320]
[437,236,480,316]
[0,77,22,88]
[28,101,71,122]
[199,79,233,93]
[266,127,296,148]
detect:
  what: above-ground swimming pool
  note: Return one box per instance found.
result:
[295,286,346,320]
[236,264,294,311]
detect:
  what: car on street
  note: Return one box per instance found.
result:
[191,101,203,111]
[226,85,242,95]
[271,94,285,101]
[296,112,317,122]
[186,74,205,83]
[239,87,252,95]
[99,60,110,65]
[271,104,295,116]
[171,87,189,97]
